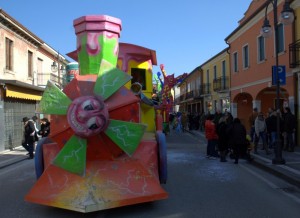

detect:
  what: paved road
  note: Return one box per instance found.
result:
[0,130,300,217]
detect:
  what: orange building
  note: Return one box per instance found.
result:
[225,0,295,131]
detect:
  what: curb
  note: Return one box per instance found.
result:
[251,155,300,189]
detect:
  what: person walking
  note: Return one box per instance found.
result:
[265,110,278,150]
[227,118,248,164]
[181,112,188,132]
[282,107,296,152]
[22,117,36,159]
[248,108,258,142]
[205,114,219,159]
[216,115,229,162]
[39,118,51,137]
[254,112,271,154]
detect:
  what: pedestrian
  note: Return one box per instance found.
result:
[254,112,271,154]
[205,114,219,159]
[21,116,35,159]
[30,115,39,141]
[282,107,296,152]
[213,109,222,125]
[227,118,248,164]
[216,115,229,162]
[175,112,182,133]
[265,110,278,149]
[248,107,258,142]
[39,118,51,137]
[181,112,188,132]
[265,108,273,148]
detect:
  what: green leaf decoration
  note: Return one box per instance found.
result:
[40,80,72,115]
[104,119,147,156]
[53,135,87,176]
[93,60,132,100]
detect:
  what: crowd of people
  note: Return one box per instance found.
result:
[170,106,296,164]
[21,116,50,159]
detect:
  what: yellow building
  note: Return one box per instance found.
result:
[200,48,230,114]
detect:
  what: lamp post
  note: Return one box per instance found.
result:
[51,51,65,87]
[260,0,294,164]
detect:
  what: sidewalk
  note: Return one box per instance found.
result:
[0,146,29,169]
[188,129,300,188]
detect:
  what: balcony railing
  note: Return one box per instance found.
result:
[213,76,229,92]
[289,39,300,68]
[201,83,211,95]
[180,94,185,101]
[185,90,194,99]
[37,73,66,88]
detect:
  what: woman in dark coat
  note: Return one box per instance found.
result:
[38,118,50,137]
[228,118,247,164]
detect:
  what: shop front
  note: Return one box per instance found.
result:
[0,80,44,151]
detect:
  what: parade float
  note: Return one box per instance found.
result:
[25,15,168,213]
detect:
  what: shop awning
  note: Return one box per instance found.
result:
[5,84,42,100]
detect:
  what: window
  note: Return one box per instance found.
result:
[258,36,265,62]
[222,60,226,77]
[222,60,226,88]
[243,45,249,68]
[5,38,13,71]
[233,52,238,72]
[213,65,217,80]
[28,51,33,77]
[131,68,146,90]
[187,82,191,92]
[277,23,284,53]
[206,69,209,83]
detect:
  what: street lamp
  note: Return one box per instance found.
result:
[51,51,66,87]
[260,0,294,164]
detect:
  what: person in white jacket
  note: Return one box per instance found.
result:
[254,112,271,154]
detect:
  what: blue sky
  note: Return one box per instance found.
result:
[1,0,252,77]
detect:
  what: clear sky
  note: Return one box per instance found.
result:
[1,0,252,77]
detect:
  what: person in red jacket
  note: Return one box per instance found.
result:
[205,114,219,159]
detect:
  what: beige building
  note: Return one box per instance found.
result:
[178,67,202,114]
[0,9,69,151]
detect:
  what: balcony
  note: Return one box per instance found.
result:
[180,94,185,101]
[213,76,229,92]
[201,83,211,95]
[37,73,67,88]
[289,39,300,68]
[185,90,194,99]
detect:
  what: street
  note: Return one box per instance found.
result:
[0,129,300,218]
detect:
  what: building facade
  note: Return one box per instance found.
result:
[200,48,230,115]
[178,67,202,114]
[225,0,296,131]
[0,9,69,151]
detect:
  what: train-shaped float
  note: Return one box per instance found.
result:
[25,15,170,213]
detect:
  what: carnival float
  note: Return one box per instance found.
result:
[25,15,168,213]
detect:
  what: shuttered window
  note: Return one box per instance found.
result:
[28,51,33,77]
[5,38,13,71]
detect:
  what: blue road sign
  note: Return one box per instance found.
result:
[272,65,286,85]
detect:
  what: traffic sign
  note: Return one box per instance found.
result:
[272,65,286,85]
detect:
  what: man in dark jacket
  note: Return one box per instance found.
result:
[282,107,296,152]
[228,118,248,164]
[22,117,36,159]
